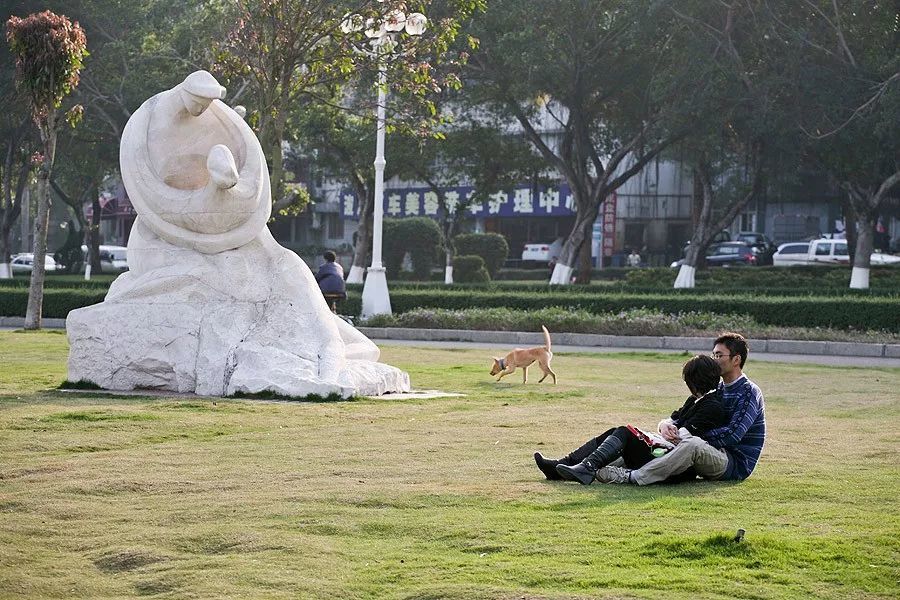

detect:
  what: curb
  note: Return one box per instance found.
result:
[357,327,900,359]
[0,316,67,329]
[2,318,895,359]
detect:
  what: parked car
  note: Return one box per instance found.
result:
[521,238,563,266]
[735,231,776,265]
[773,239,900,267]
[870,251,900,266]
[81,245,129,272]
[671,241,757,268]
[774,238,848,267]
[10,253,58,273]
[771,242,810,266]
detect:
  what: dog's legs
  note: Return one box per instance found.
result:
[522,365,528,383]
[496,366,516,382]
[538,359,557,384]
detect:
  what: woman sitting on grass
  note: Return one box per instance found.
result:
[534,354,726,485]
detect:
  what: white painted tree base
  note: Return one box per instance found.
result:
[0,263,10,279]
[444,265,453,284]
[361,266,391,318]
[84,263,92,280]
[849,266,870,289]
[674,265,696,288]
[346,265,364,284]
[549,263,573,285]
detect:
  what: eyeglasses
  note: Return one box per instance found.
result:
[711,352,733,359]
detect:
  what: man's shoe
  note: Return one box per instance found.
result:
[594,465,632,484]
[555,463,596,485]
[533,452,563,481]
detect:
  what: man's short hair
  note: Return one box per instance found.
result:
[323,250,336,262]
[682,354,721,395]
[715,332,748,368]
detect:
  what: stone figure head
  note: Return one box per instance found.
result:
[120,70,272,254]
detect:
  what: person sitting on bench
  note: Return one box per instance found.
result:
[315,251,346,313]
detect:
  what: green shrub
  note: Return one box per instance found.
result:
[496,267,632,281]
[383,217,442,280]
[453,255,490,283]
[0,287,107,319]
[453,233,509,278]
[361,306,759,336]
[368,288,900,331]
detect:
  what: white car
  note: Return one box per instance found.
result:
[81,245,129,272]
[773,240,900,267]
[10,253,58,273]
[522,238,563,264]
[870,251,900,266]
[771,242,810,267]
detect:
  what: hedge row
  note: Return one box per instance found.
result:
[3,286,898,331]
[358,281,900,298]
[0,288,108,319]
[626,266,900,290]
[345,289,900,331]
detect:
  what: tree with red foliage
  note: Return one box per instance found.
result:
[6,10,87,329]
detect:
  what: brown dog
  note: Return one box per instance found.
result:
[489,325,557,384]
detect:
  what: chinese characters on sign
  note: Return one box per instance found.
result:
[601,193,617,257]
[339,184,579,219]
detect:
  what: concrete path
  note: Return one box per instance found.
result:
[359,327,900,368]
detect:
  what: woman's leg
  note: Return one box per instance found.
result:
[621,430,656,470]
[534,428,615,480]
[555,426,631,484]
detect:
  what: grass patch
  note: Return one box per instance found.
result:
[0,331,897,599]
[59,379,103,390]
[230,390,351,403]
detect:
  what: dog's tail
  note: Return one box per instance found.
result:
[541,325,551,352]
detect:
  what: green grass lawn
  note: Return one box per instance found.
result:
[0,331,898,599]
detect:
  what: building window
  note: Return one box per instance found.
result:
[739,211,756,232]
[327,214,344,240]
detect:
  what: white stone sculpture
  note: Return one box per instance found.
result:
[66,71,410,398]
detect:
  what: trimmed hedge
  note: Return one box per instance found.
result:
[496,267,632,281]
[453,255,490,283]
[346,288,900,331]
[454,233,508,278]
[383,217,442,279]
[4,281,898,331]
[0,288,107,319]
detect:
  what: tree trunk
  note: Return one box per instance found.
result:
[347,187,373,284]
[90,187,102,273]
[841,198,857,265]
[441,212,458,285]
[849,208,874,289]
[1,139,29,279]
[0,229,11,279]
[674,154,763,288]
[25,118,57,330]
[574,218,593,284]
[550,186,599,285]
[268,114,286,207]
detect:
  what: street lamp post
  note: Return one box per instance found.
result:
[342,9,427,318]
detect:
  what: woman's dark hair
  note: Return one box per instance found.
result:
[323,250,336,262]
[682,354,720,396]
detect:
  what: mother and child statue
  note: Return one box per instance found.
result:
[66,71,409,399]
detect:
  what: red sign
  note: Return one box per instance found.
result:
[601,192,617,257]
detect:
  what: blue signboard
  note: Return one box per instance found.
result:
[339,184,577,219]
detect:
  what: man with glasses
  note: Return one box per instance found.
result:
[594,332,767,485]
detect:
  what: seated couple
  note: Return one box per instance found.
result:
[534,332,766,486]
